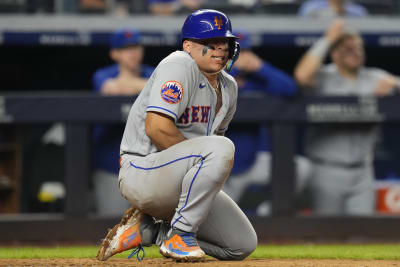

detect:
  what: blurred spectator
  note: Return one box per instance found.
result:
[298,0,368,17]
[92,28,154,217]
[26,0,53,13]
[59,0,147,16]
[93,29,154,94]
[108,0,148,16]
[222,30,312,216]
[259,0,301,15]
[110,0,130,16]
[148,0,206,15]
[0,0,53,13]
[294,19,400,215]
[79,0,107,14]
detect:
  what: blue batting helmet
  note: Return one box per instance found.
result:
[181,9,240,72]
[181,9,237,40]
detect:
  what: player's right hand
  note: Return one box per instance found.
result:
[325,19,345,44]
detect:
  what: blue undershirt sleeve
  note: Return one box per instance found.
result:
[255,62,297,96]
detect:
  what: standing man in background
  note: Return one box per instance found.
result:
[294,19,400,215]
[96,9,257,262]
[92,28,154,217]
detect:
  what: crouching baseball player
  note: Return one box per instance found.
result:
[96,9,257,262]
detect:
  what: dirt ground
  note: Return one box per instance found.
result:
[0,258,400,267]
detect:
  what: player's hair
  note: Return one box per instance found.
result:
[331,32,362,52]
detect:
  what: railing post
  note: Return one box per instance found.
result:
[64,124,90,216]
[270,124,296,216]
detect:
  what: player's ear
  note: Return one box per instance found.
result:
[183,40,191,54]
[110,49,119,61]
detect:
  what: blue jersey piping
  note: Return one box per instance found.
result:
[147,106,178,121]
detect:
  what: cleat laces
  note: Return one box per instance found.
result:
[179,233,198,247]
[128,244,145,261]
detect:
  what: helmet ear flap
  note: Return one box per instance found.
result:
[226,41,240,72]
[228,39,236,59]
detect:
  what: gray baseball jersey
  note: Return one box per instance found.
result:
[305,64,388,165]
[120,50,237,156]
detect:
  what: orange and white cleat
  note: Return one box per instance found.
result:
[97,207,145,261]
[160,229,206,262]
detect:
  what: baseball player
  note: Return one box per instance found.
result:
[96,9,257,262]
[294,19,400,215]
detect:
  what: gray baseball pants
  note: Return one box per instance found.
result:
[118,136,257,260]
[311,161,375,215]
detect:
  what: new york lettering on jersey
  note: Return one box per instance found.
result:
[178,106,211,124]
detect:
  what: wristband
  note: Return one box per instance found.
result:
[309,38,331,59]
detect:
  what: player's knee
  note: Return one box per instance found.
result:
[207,136,235,160]
[220,136,235,158]
[224,236,257,261]
[240,237,258,260]
[206,136,235,177]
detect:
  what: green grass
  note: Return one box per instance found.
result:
[1,244,400,260]
[253,244,400,260]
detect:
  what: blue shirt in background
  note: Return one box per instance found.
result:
[92,64,154,174]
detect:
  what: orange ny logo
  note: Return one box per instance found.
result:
[214,16,223,30]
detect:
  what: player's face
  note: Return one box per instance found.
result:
[186,38,230,74]
[332,37,365,72]
[112,45,144,72]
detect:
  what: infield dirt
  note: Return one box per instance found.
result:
[1,258,400,266]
